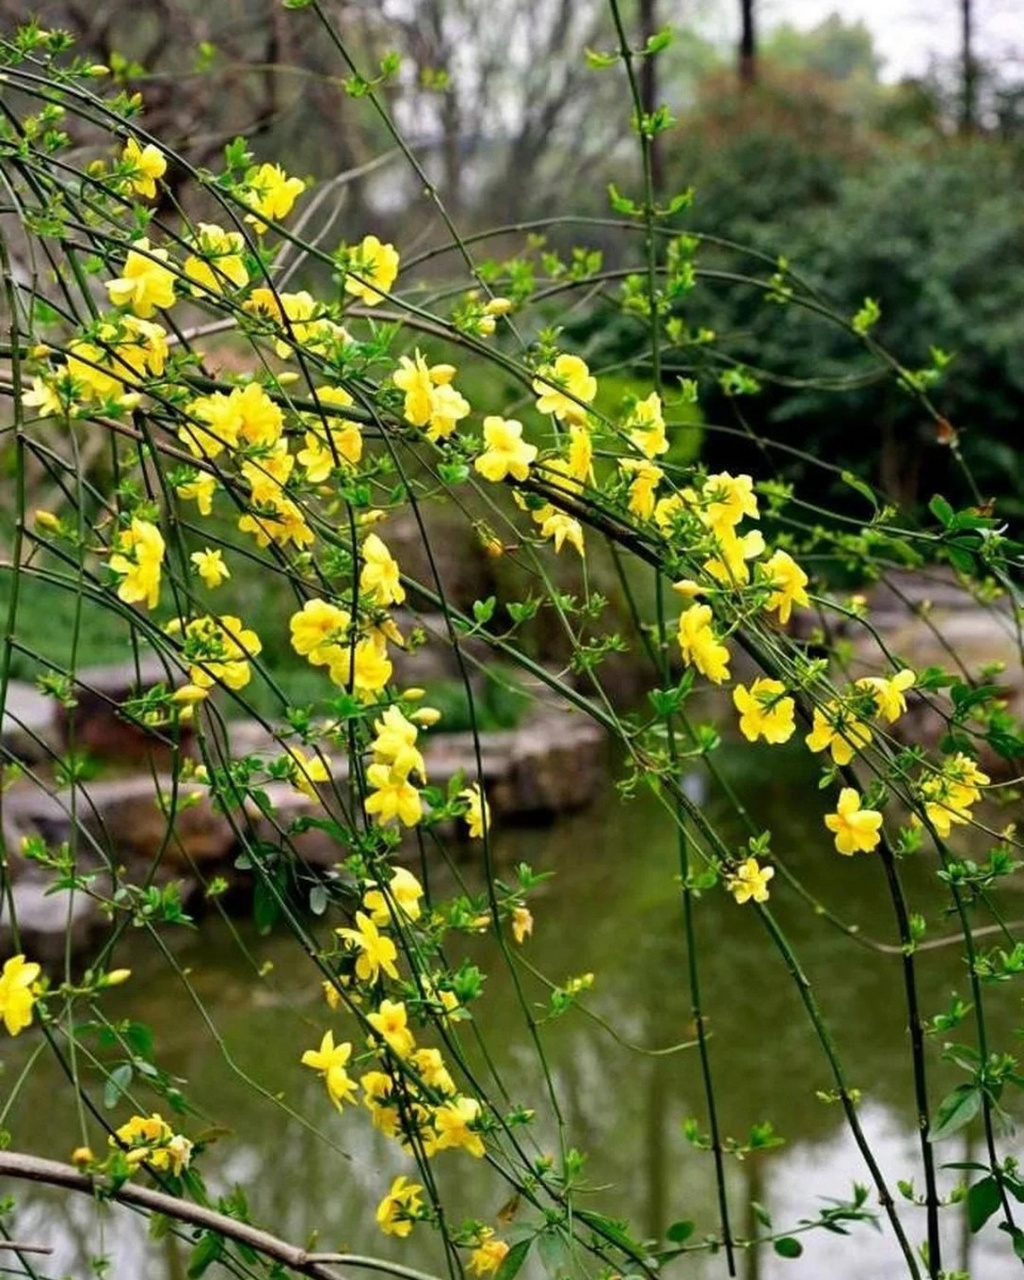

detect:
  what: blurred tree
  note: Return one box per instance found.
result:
[764,13,882,85]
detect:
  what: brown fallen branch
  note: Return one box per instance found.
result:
[0,1152,442,1280]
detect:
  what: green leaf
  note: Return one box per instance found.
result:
[752,1202,773,1228]
[576,1210,638,1252]
[584,47,618,69]
[494,1237,531,1280]
[928,494,954,527]
[928,1083,982,1142]
[643,28,673,55]
[103,1062,133,1109]
[840,470,878,511]
[967,1176,1002,1233]
[473,596,496,624]
[773,1237,803,1258]
[253,878,282,935]
[608,183,640,216]
[188,1231,224,1278]
[998,1222,1024,1259]
[537,1227,571,1278]
[666,1220,694,1243]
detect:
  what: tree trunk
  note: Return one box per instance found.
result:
[960,0,976,133]
[739,0,757,86]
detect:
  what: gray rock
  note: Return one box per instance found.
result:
[1,680,60,764]
[0,880,103,965]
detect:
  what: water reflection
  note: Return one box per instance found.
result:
[4,745,1020,1278]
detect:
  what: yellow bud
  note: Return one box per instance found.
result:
[671,578,703,599]
[101,968,132,987]
[276,371,300,386]
[483,537,504,559]
[484,296,514,316]
[356,509,387,526]
[411,707,442,727]
[71,1146,96,1167]
[478,315,497,337]
[29,343,51,358]
[86,64,110,77]
[86,159,106,178]
[33,509,61,531]
[171,683,209,705]
[401,687,426,701]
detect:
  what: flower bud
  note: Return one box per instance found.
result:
[411,707,442,727]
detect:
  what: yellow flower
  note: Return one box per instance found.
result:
[857,668,916,724]
[190,547,230,589]
[183,223,249,295]
[288,747,332,800]
[460,783,490,839]
[23,376,65,418]
[332,638,393,697]
[243,162,305,232]
[109,518,165,610]
[0,955,41,1036]
[179,391,242,460]
[365,762,422,828]
[805,703,872,766]
[433,1095,486,1158]
[337,910,400,983]
[533,354,596,424]
[703,527,766,587]
[539,510,585,557]
[121,137,166,199]
[301,1030,357,1110]
[360,533,405,606]
[344,234,400,306]
[66,340,128,403]
[825,788,883,855]
[290,598,351,664]
[106,238,177,318]
[393,352,436,426]
[367,999,416,1058]
[627,392,668,457]
[676,604,731,685]
[180,614,261,691]
[298,389,362,479]
[233,382,285,448]
[375,1175,423,1238]
[361,1070,400,1135]
[245,288,347,359]
[469,1232,510,1277]
[567,425,594,484]
[474,416,538,483]
[111,1113,192,1175]
[727,856,775,904]
[762,549,810,624]
[701,472,759,536]
[512,906,533,944]
[370,705,425,780]
[621,459,663,520]
[917,752,989,836]
[363,867,424,926]
[424,381,471,442]
[732,678,795,744]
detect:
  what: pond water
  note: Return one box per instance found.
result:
[3,742,1022,1279]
